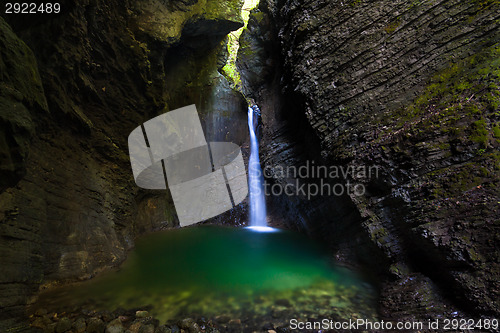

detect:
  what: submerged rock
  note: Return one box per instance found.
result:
[178,318,202,333]
[87,317,106,333]
[106,318,125,333]
[155,326,172,333]
[135,311,149,319]
[55,317,72,333]
[73,317,86,333]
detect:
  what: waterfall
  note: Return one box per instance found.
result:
[248,105,267,227]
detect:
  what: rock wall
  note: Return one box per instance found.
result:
[251,0,499,322]
[0,0,245,330]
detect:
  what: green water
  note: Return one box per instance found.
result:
[37,226,377,324]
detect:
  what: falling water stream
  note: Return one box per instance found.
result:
[247,105,268,228]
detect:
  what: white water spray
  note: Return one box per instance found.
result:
[248,106,267,227]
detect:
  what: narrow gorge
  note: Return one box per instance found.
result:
[0,0,499,332]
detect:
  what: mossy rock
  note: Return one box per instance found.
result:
[131,0,244,43]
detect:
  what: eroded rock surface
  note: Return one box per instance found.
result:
[0,0,245,330]
[251,0,500,321]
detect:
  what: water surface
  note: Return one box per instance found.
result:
[36,226,377,324]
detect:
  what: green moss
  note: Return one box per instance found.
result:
[493,150,500,170]
[409,0,423,9]
[251,11,265,23]
[493,124,500,140]
[238,35,256,58]
[470,118,489,147]
[384,43,500,151]
[479,166,490,177]
[430,163,485,198]
[474,0,500,9]
[389,263,409,276]
[222,58,242,88]
[220,0,260,92]
[384,18,401,34]
[370,226,389,245]
[467,247,485,262]
[428,145,499,200]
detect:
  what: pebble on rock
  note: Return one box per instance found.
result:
[135,310,150,318]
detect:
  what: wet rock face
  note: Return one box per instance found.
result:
[267,0,499,160]
[257,0,499,321]
[0,18,48,191]
[237,8,276,99]
[0,0,244,330]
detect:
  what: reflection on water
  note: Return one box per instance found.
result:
[36,226,377,324]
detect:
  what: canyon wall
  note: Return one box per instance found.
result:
[0,0,245,330]
[248,0,499,321]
